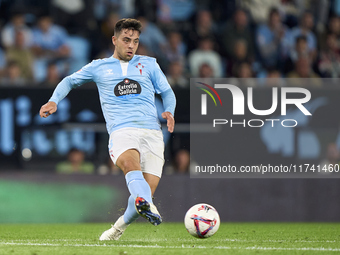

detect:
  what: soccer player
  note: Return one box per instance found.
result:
[39,18,176,240]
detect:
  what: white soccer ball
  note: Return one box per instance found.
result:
[184,203,220,238]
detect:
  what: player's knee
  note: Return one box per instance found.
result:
[120,159,141,172]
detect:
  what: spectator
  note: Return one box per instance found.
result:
[318,33,340,78]
[93,0,134,21]
[97,157,121,175]
[198,63,214,78]
[0,47,5,78]
[328,15,340,48]
[51,0,96,36]
[227,39,252,76]
[101,12,120,40]
[41,62,62,87]
[174,149,190,173]
[239,0,280,24]
[157,0,195,23]
[0,61,26,87]
[1,11,32,49]
[232,62,257,87]
[31,14,70,60]
[234,62,253,78]
[286,11,317,61]
[287,57,318,78]
[166,61,188,89]
[138,16,167,58]
[187,9,217,53]
[135,43,152,56]
[265,69,284,87]
[96,42,115,59]
[31,14,71,82]
[93,12,120,57]
[256,8,288,69]
[318,15,340,52]
[287,57,321,87]
[197,0,236,24]
[284,35,311,74]
[135,1,157,22]
[221,9,254,62]
[240,0,300,28]
[319,143,340,174]
[299,0,330,34]
[6,29,34,81]
[188,37,222,77]
[164,31,186,64]
[165,149,194,174]
[292,35,310,59]
[267,69,282,78]
[56,148,95,174]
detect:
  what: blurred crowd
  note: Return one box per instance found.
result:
[55,148,194,175]
[1,0,340,89]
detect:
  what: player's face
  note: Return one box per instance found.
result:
[112,29,140,61]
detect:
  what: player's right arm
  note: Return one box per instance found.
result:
[39,61,94,118]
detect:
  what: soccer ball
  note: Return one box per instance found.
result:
[184,203,220,238]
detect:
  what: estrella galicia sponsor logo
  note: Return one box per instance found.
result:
[114,78,142,99]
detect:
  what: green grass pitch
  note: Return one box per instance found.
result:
[0,223,339,255]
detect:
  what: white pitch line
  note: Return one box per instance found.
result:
[0,242,339,252]
[224,239,339,243]
[7,239,84,242]
[8,238,338,243]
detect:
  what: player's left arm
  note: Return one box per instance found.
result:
[160,89,176,133]
[151,59,176,133]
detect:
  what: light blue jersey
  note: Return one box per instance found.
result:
[49,55,176,134]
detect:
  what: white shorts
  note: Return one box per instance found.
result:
[108,127,165,178]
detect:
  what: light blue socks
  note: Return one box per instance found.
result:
[123,195,139,224]
[123,170,153,224]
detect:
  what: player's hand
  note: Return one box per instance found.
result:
[161,112,175,133]
[39,101,57,118]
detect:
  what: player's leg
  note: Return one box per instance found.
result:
[134,173,162,226]
[99,150,150,240]
[134,130,164,226]
[139,128,164,197]
[143,172,160,196]
[100,129,150,240]
[117,149,159,226]
[119,172,161,229]
[100,149,159,240]
[116,149,153,203]
[119,169,161,227]
[100,128,163,240]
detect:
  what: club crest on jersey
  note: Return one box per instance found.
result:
[136,63,144,75]
[114,78,142,99]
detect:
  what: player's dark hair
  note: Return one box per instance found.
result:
[114,18,142,36]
